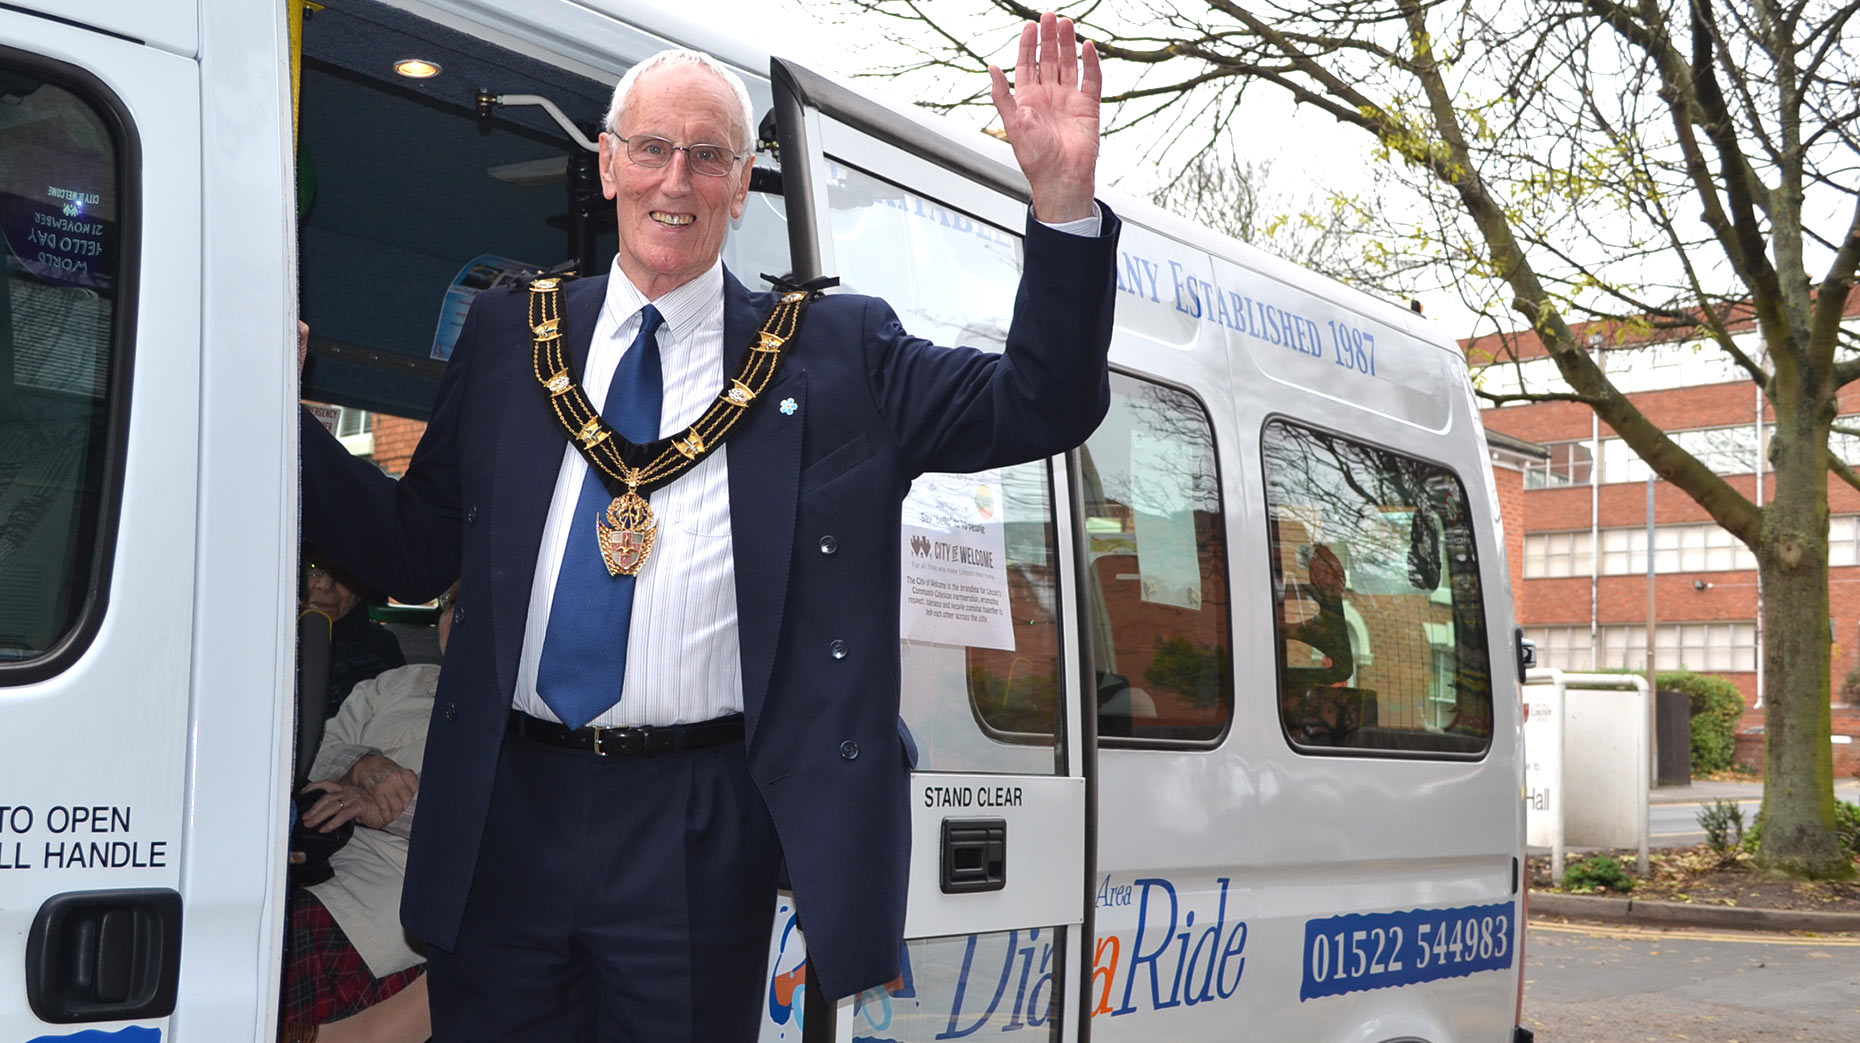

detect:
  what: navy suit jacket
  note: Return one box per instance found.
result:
[300,207,1121,999]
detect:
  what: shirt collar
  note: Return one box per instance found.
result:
[601,257,725,343]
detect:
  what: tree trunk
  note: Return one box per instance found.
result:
[1756,408,1852,879]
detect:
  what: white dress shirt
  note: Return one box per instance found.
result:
[515,208,1101,727]
[514,259,741,727]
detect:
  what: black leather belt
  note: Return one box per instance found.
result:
[507,710,745,757]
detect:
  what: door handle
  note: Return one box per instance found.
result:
[940,818,1006,893]
[26,889,182,1023]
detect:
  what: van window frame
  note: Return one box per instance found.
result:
[1086,364,1235,751]
[0,43,141,685]
[1258,413,1495,761]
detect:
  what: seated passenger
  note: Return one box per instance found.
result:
[305,547,405,716]
[279,585,454,1041]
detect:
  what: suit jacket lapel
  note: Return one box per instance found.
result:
[488,275,606,698]
[723,270,804,737]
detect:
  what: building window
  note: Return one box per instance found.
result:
[1526,622,1757,672]
[1263,420,1492,757]
[1523,530,1594,578]
[1831,516,1859,568]
[1576,522,1759,575]
[1524,440,1593,488]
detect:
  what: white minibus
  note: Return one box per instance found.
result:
[0,1,1530,1040]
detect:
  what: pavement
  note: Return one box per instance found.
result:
[1645,777,1860,805]
[1530,778,1860,934]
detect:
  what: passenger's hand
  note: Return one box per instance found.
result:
[343,753,419,821]
[988,12,1101,224]
[298,321,310,375]
[301,778,395,831]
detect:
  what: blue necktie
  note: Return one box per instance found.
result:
[535,304,664,729]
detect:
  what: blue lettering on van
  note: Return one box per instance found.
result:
[1109,248,1384,377]
[932,927,1055,1039]
[28,1027,161,1043]
[1110,877,1246,1015]
[827,875,1249,1039]
[1115,251,1162,302]
[1300,902,1514,1001]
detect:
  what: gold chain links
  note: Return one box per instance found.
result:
[528,277,810,497]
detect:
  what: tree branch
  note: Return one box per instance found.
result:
[1830,448,1860,495]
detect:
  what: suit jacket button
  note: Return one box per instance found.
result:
[452,606,465,628]
[839,740,859,761]
[819,535,838,555]
[467,505,479,525]
[829,639,848,659]
[444,703,458,722]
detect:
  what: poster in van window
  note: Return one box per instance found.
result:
[900,469,1015,651]
[430,254,537,361]
[0,85,117,293]
[1128,431,1203,610]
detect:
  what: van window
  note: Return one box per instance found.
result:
[1082,374,1232,743]
[1262,420,1493,756]
[825,159,1059,772]
[0,60,129,671]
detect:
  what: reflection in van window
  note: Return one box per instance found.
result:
[1083,375,1232,743]
[1263,421,1493,756]
[825,163,1059,773]
[0,69,121,664]
[824,159,1022,350]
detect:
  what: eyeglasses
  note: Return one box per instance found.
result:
[613,134,744,178]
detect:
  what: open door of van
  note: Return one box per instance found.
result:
[764,58,1093,1043]
[0,2,297,1039]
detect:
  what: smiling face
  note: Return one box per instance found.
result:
[601,63,754,300]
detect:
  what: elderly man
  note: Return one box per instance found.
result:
[300,12,1115,1040]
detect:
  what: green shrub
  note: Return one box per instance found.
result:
[1743,804,1860,860]
[1697,798,1746,857]
[1841,665,1860,704]
[1836,801,1860,859]
[1657,672,1745,775]
[1563,854,1634,893]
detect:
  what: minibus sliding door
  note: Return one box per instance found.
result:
[772,57,1093,1043]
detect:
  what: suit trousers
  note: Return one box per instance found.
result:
[425,728,782,1042]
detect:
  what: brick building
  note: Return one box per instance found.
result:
[1470,300,1860,777]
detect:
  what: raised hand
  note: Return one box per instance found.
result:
[989,12,1102,224]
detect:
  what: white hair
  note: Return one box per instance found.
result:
[605,49,757,153]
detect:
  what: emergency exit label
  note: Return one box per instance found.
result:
[0,804,169,871]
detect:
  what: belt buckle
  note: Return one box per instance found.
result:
[590,726,650,757]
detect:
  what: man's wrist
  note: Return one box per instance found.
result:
[1030,188,1096,225]
[1034,201,1103,238]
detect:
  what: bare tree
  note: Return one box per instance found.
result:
[828,0,1860,877]
[1150,153,1413,289]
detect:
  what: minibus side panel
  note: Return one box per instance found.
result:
[5,0,200,58]
[172,0,298,1038]
[1089,229,1522,1040]
[0,8,201,1036]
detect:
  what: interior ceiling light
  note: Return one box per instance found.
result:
[394,59,442,79]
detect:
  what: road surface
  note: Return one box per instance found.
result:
[1522,919,1860,1042]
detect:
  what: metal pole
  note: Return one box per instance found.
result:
[1647,473,1659,789]
[1637,676,1651,876]
[1591,412,1601,671]
[1589,337,1604,671]
[1754,379,1765,708]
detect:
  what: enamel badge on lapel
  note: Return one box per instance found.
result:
[527,272,836,577]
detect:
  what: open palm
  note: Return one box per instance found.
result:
[990,13,1102,224]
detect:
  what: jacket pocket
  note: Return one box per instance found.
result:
[801,432,874,490]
